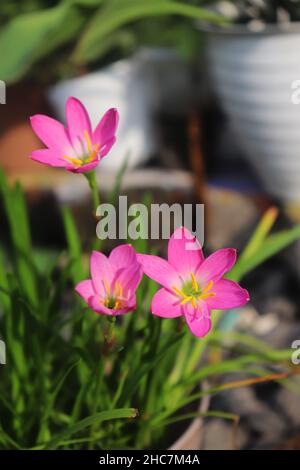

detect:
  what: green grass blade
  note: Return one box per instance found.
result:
[230,224,300,281]
[42,408,138,449]
[240,206,278,262]
[61,206,84,284]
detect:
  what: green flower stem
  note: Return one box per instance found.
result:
[84,170,102,250]
[103,316,116,355]
[85,170,100,216]
[88,317,116,448]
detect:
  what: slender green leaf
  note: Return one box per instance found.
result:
[231,224,300,281]
[240,206,278,262]
[42,408,138,449]
[61,206,84,284]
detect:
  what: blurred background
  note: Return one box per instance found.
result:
[1,0,300,449]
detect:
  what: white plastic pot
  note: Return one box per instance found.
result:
[206,24,300,202]
[47,58,156,171]
[169,391,210,450]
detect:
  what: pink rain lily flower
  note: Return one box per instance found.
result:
[30,96,118,173]
[75,245,142,315]
[137,227,249,338]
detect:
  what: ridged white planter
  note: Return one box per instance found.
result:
[206,25,300,202]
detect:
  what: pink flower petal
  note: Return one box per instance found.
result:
[186,314,212,338]
[30,114,70,150]
[88,297,111,315]
[168,226,204,276]
[114,265,143,296]
[205,279,250,310]
[90,251,114,294]
[69,158,100,173]
[137,254,180,289]
[93,108,119,146]
[100,136,116,157]
[184,302,212,338]
[151,288,182,318]
[30,149,67,167]
[197,248,237,285]
[109,244,138,270]
[66,97,92,145]
[75,280,95,303]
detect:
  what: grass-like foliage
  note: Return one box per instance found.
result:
[0,168,299,450]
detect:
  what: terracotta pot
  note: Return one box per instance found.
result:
[0,83,58,184]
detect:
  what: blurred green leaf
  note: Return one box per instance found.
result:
[0,248,11,311]
[118,332,184,406]
[240,206,278,262]
[72,0,227,64]
[0,1,84,83]
[152,368,295,426]
[37,359,81,443]
[0,169,38,305]
[151,409,239,430]
[61,206,84,284]
[231,223,300,281]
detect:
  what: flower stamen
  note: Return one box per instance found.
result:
[63,131,100,167]
[172,274,216,307]
[173,285,188,299]
[103,277,111,295]
[180,296,193,305]
[84,130,92,153]
[63,155,83,166]
[191,272,198,291]
[102,279,126,310]
[198,280,215,300]
[203,280,214,293]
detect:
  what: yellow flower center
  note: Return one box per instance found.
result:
[172,273,215,308]
[102,279,124,310]
[64,130,99,167]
